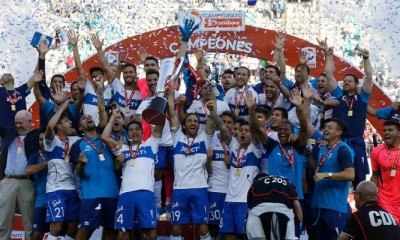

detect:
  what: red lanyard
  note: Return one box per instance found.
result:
[124,88,136,109]
[129,144,141,159]
[236,147,248,167]
[278,144,294,166]
[318,141,341,166]
[39,149,47,161]
[58,136,70,156]
[7,90,18,105]
[234,87,248,109]
[17,137,24,148]
[83,137,103,154]
[217,134,229,156]
[185,136,196,155]
[385,144,400,170]
[201,101,209,119]
[344,95,355,110]
[263,85,278,108]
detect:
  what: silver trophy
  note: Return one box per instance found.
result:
[142,57,184,125]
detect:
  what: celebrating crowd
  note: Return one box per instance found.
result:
[1,12,400,240]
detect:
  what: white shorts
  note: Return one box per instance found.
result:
[246,202,296,240]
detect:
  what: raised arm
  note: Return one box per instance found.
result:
[298,51,309,84]
[272,75,291,101]
[290,89,308,147]
[194,48,208,81]
[33,73,47,107]
[361,49,373,94]
[101,108,120,150]
[272,33,287,83]
[176,18,199,59]
[68,30,86,88]
[90,34,115,82]
[204,99,216,136]
[167,81,180,133]
[94,75,107,128]
[27,70,44,91]
[324,47,338,92]
[45,99,71,141]
[246,91,268,146]
[209,109,232,145]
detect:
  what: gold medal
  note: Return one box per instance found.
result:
[99,154,105,161]
[235,108,240,116]
[391,169,397,177]
[130,159,137,167]
[235,168,241,176]
[17,146,22,154]
[348,110,353,117]
[64,155,70,162]
[11,104,16,111]
[125,106,130,113]
[315,166,320,173]
[308,138,316,145]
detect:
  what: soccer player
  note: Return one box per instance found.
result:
[44,100,81,240]
[167,77,216,240]
[26,129,50,240]
[101,108,164,240]
[371,120,400,223]
[310,118,355,240]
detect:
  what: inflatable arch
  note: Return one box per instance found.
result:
[31,25,390,135]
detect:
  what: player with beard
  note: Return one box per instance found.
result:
[43,100,81,240]
[135,69,180,219]
[256,73,291,111]
[134,20,199,220]
[102,107,164,240]
[213,91,263,240]
[331,48,373,188]
[136,50,160,99]
[89,33,142,119]
[219,69,235,95]
[69,86,119,240]
[224,66,258,120]
[370,120,400,224]
[179,83,230,133]
[168,75,217,239]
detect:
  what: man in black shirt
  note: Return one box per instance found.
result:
[338,181,400,240]
[246,173,303,240]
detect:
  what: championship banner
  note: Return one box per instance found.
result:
[57,25,391,136]
[178,10,245,32]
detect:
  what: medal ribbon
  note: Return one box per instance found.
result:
[278,144,294,166]
[385,144,400,171]
[318,141,341,167]
[83,137,103,154]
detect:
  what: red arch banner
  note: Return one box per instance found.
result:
[31,25,390,135]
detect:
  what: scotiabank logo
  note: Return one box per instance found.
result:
[204,18,243,28]
[169,37,253,54]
